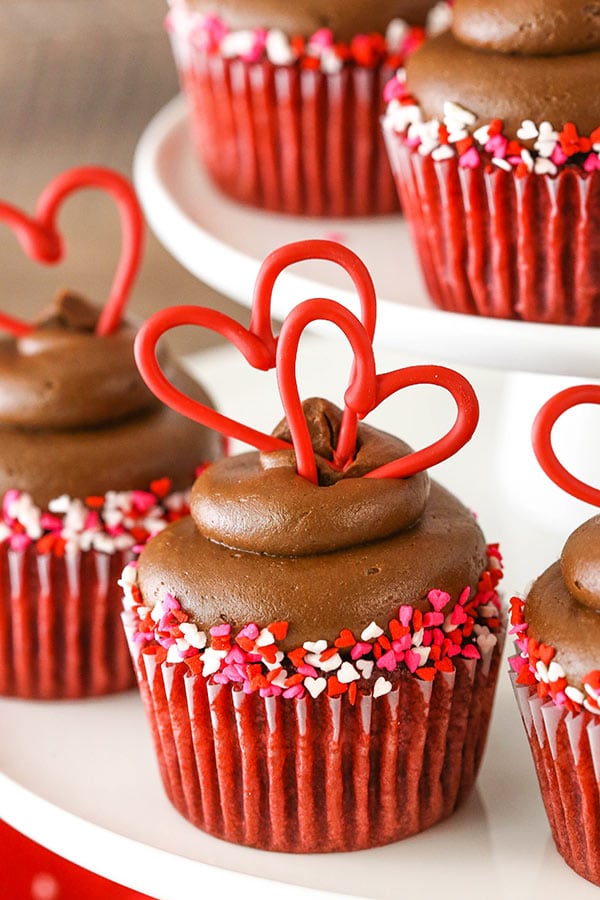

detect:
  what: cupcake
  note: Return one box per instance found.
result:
[510,384,600,885]
[0,167,223,699]
[123,239,505,852]
[166,0,449,216]
[382,0,600,323]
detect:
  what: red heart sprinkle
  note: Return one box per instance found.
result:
[335,629,356,648]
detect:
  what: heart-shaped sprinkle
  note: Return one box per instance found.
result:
[303,639,327,655]
[356,659,374,679]
[361,621,384,642]
[337,661,360,684]
[334,628,356,648]
[373,676,392,698]
[0,166,143,338]
[516,119,538,141]
[304,676,327,699]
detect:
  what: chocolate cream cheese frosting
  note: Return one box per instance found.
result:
[0,291,222,507]
[183,1,437,41]
[138,398,487,650]
[526,515,600,688]
[406,0,600,138]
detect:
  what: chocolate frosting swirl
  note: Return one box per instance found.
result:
[0,291,222,506]
[406,2,600,138]
[0,292,159,429]
[526,514,600,688]
[186,0,436,41]
[191,398,429,555]
[139,398,487,648]
[561,515,600,611]
[454,1,600,55]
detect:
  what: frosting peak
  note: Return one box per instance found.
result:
[0,291,159,430]
[453,0,600,56]
[561,514,600,611]
[191,398,430,556]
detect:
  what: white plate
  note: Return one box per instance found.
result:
[1,341,597,899]
[134,95,600,378]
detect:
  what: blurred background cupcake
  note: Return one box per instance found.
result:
[382,0,600,323]
[0,169,223,699]
[166,0,450,216]
[510,383,600,885]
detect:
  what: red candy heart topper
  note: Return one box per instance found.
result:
[533,385,600,507]
[135,240,479,484]
[0,166,144,338]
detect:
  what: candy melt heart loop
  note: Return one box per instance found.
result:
[251,239,377,355]
[276,299,377,483]
[0,166,143,337]
[533,384,600,507]
[134,305,290,452]
[362,366,480,479]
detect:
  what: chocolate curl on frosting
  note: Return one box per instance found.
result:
[0,166,143,338]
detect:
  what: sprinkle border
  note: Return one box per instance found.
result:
[383,70,600,176]
[0,471,208,557]
[166,4,452,73]
[509,595,600,715]
[122,544,503,703]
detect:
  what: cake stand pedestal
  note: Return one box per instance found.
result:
[2,338,598,900]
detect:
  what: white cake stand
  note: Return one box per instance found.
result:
[132,96,600,537]
[3,100,600,900]
[1,339,597,900]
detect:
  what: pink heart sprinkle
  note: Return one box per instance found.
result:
[404,649,420,673]
[428,589,450,612]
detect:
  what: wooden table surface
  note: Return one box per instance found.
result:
[0,0,244,354]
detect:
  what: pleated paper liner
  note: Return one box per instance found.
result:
[125,611,504,853]
[510,667,600,885]
[0,543,135,699]
[383,133,600,325]
[170,31,399,217]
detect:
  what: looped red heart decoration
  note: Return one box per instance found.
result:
[278,301,478,482]
[135,238,480,484]
[134,240,378,458]
[533,384,600,507]
[0,166,144,338]
[135,304,289,453]
[250,238,377,357]
[276,299,377,483]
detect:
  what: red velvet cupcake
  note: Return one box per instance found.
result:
[123,239,505,852]
[382,0,600,323]
[510,384,600,885]
[0,167,222,699]
[166,0,449,215]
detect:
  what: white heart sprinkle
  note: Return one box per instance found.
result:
[304,677,327,699]
[356,660,374,680]
[337,662,360,684]
[256,628,275,647]
[318,652,342,673]
[565,685,585,705]
[517,119,538,141]
[303,639,327,654]
[373,676,392,698]
[361,622,383,642]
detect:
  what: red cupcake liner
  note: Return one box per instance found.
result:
[125,615,504,853]
[510,668,600,885]
[172,39,399,217]
[383,134,600,324]
[0,544,135,699]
